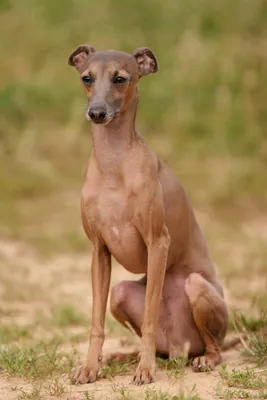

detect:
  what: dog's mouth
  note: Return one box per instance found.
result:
[88,118,108,125]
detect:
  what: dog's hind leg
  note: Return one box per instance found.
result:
[110,278,169,356]
[184,272,228,372]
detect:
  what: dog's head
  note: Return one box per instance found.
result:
[68,45,158,125]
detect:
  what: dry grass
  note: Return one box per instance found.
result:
[219,365,266,390]
[0,210,266,399]
[0,340,76,379]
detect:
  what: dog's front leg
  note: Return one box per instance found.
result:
[73,243,111,384]
[133,207,170,385]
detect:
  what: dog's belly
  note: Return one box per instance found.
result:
[102,223,148,273]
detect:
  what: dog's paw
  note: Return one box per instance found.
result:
[191,352,221,373]
[132,361,155,385]
[71,363,99,385]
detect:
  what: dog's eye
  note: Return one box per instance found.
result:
[82,75,93,84]
[115,76,126,84]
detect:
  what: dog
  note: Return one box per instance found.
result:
[68,45,229,385]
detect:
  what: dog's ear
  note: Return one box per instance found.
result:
[68,44,96,70]
[132,47,158,77]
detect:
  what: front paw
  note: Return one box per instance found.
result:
[72,363,99,385]
[133,360,155,386]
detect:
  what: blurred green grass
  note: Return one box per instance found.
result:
[0,0,266,253]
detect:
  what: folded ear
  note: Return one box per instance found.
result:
[132,47,158,77]
[68,44,96,70]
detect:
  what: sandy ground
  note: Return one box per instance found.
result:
[0,347,244,400]
[0,236,264,400]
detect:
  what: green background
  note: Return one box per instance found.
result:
[0,0,266,254]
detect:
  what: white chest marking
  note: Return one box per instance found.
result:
[111,226,120,237]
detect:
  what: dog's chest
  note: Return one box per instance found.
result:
[81,183,147,272]
[83,184,132,225]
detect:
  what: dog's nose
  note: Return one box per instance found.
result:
[88,107,107,123]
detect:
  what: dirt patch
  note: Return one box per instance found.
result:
[0,235,266,399]
[0,343,244,400]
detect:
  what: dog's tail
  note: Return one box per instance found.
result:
[220,334,247,351]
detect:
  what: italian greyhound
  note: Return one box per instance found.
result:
[68,45,229,385]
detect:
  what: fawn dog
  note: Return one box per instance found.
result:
[68,45,229,385]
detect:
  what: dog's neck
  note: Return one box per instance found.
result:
[91,93,139,175]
